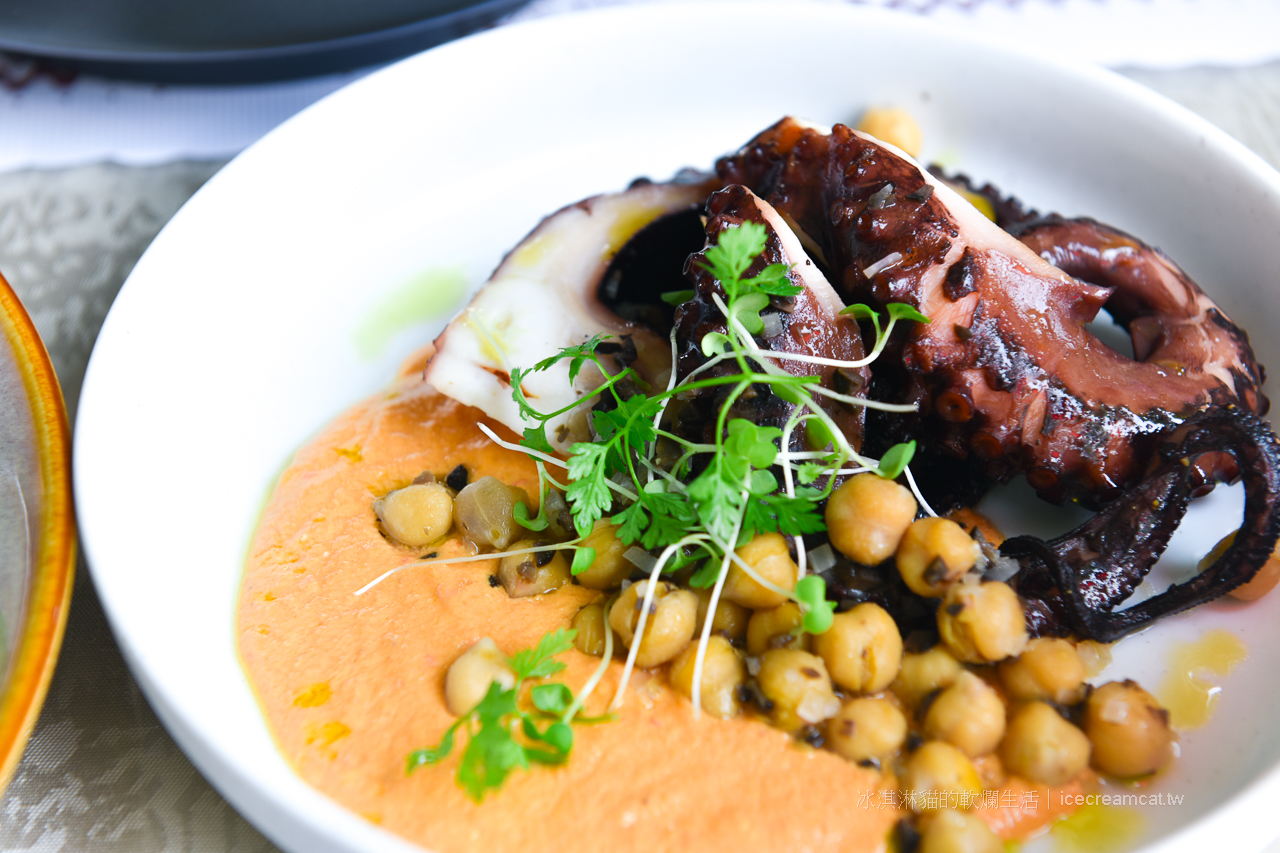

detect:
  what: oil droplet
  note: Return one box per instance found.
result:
[293,682,332,708]
[510,232,552,269]
[1050,804,1144,853]
[352,265,468,360]
[334,445,362,462]
[605,203,665,256]
[1158,629,1247,730]
[304,720,351,747]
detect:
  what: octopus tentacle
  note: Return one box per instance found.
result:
[670,184,869,451]
[718,118,1268,505]
[1010,215,1269,418]
[1002,408,1280,642]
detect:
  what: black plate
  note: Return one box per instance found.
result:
[0,0,528,84]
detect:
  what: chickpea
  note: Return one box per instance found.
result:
[901,741,982,813]
[443,637,516,716]
[694,587,750,644]
[574,521,633,591]
[892,646,962,709]
[497,539,570,598]
[669,636,746,719]
[746,602,809,656]
[373,482,454,547]
[918,809,1003,853]
[826,696,908,764]
[1074,640,1113,678]
[723,533,797,609]
[453,476,531,551]
[756,648,841,731]
[856,106,923,158]
[608,581,698,668]
[539,488,577,542]
[1000,701,1091,787]
[971,753,1005,790]
[897,517,981,597]
[923,671,1006,758]
[571,602,622,657]
[937,580,1028,664]
[999,637,1087,705]
[811,603,903,694]
[1084,680,1175,778]
[825,473,918,565]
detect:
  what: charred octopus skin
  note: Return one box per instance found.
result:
[1004,409,1280,641]
[716,118,1268,505]
[670,184,869,452]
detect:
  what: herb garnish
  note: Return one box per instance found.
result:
[492,221,930,714]
[407,629,607,801]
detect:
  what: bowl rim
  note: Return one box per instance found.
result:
[0,270,76,792]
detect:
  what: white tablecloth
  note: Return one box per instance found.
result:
[3,0,1280,172]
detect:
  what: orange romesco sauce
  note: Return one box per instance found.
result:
[237,372,1081,852]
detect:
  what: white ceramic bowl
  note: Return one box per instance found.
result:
[74,4,1280,852]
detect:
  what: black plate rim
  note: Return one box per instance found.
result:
[0,0,528,83]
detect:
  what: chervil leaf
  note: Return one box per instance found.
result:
[741,491,825,539]
[612,499,648,546]
[635,489,698,550]
[509,628,576,681]
[407,631,587,801]
[797,461,825,485]
[592,393,657,447]
[520,424,555,456]
[530,334,609,374]
[565,443,615,533]
[742,262,802,298]
[571,547,596,576]
[688,559,722,589]
[407,720,460,772]
[687,465,744,544]
[458,716,527,800]
[509,367,543,422]
[660,289,695,305]
[700,221,768,294]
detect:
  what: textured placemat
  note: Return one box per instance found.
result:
[0,60,1278,853]
[0,161,279,852]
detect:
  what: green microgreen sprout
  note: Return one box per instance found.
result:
[406,628,612,801]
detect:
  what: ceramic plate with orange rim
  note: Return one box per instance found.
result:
[0,269,75,792]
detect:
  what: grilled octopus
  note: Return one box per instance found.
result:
[432,117,1280,642]
[710,118,1280,640]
